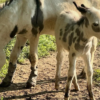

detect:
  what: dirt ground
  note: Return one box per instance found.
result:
[0,46,100,100]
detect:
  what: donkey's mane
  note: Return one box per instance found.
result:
[77,16,85,26]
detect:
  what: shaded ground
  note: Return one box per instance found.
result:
[0,46,100,100]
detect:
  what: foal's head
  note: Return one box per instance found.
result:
[73,2,100,38]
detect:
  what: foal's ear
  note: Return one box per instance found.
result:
[73,2,88,14]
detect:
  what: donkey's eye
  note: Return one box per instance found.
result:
[93,22,99,26]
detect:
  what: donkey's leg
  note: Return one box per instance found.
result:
[83,52,95,100]
[79,37,97,78]
[26,34,39,88]
[65,52,76,100]
[55,46,63,90]
[0,35,27,87]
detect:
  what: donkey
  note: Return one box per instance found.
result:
[55,2,100,100]
[0,0,96,88]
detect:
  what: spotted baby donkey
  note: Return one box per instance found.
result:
[55,2,99,100]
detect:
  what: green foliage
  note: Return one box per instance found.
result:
[1,96,3,100]
[38,35,56,58]
[93,69,100,83]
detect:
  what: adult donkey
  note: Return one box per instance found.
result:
[0,0,95,88]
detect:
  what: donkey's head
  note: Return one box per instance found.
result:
[73,2,100,38]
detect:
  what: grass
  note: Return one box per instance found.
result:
[0,35,56,82]
[93,69,100,85]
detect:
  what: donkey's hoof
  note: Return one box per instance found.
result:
[0,82,11,87]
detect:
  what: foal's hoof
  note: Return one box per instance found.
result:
[74,85,80,91]
[55,83,59,90]
[55,85,59,90]
[0,82,11,87]
[26,82,36,89]
[90,97,95,100]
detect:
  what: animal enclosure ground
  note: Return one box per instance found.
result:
[0,46,100,100]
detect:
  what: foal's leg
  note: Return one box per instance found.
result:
[79,37,97,78]
[65,52,76,100]
[83,52,95,100]
[55,46,63,90]
[72,69,80,91]
[26,34,39,88]
[0,35,27,87]
[90,37,97,66]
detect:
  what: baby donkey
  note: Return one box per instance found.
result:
[55,2,99,100]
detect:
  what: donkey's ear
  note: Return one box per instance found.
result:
[73,2,87,14]
[81,4,88,9]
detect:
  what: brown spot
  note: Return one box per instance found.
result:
[73,37,77,43]
[31,27,38,36]
[29,54,37,65]
[63,24,73,42]
[19,29,27,34]
[80,32,87,42]
[76,29,87,42]
[69,32,74,46]
[60,29,63,36]
[84,17,89,28]
[77,17,84,26]
[75,28,80,36]
[77,38,80,43]
[72,53,75,57]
